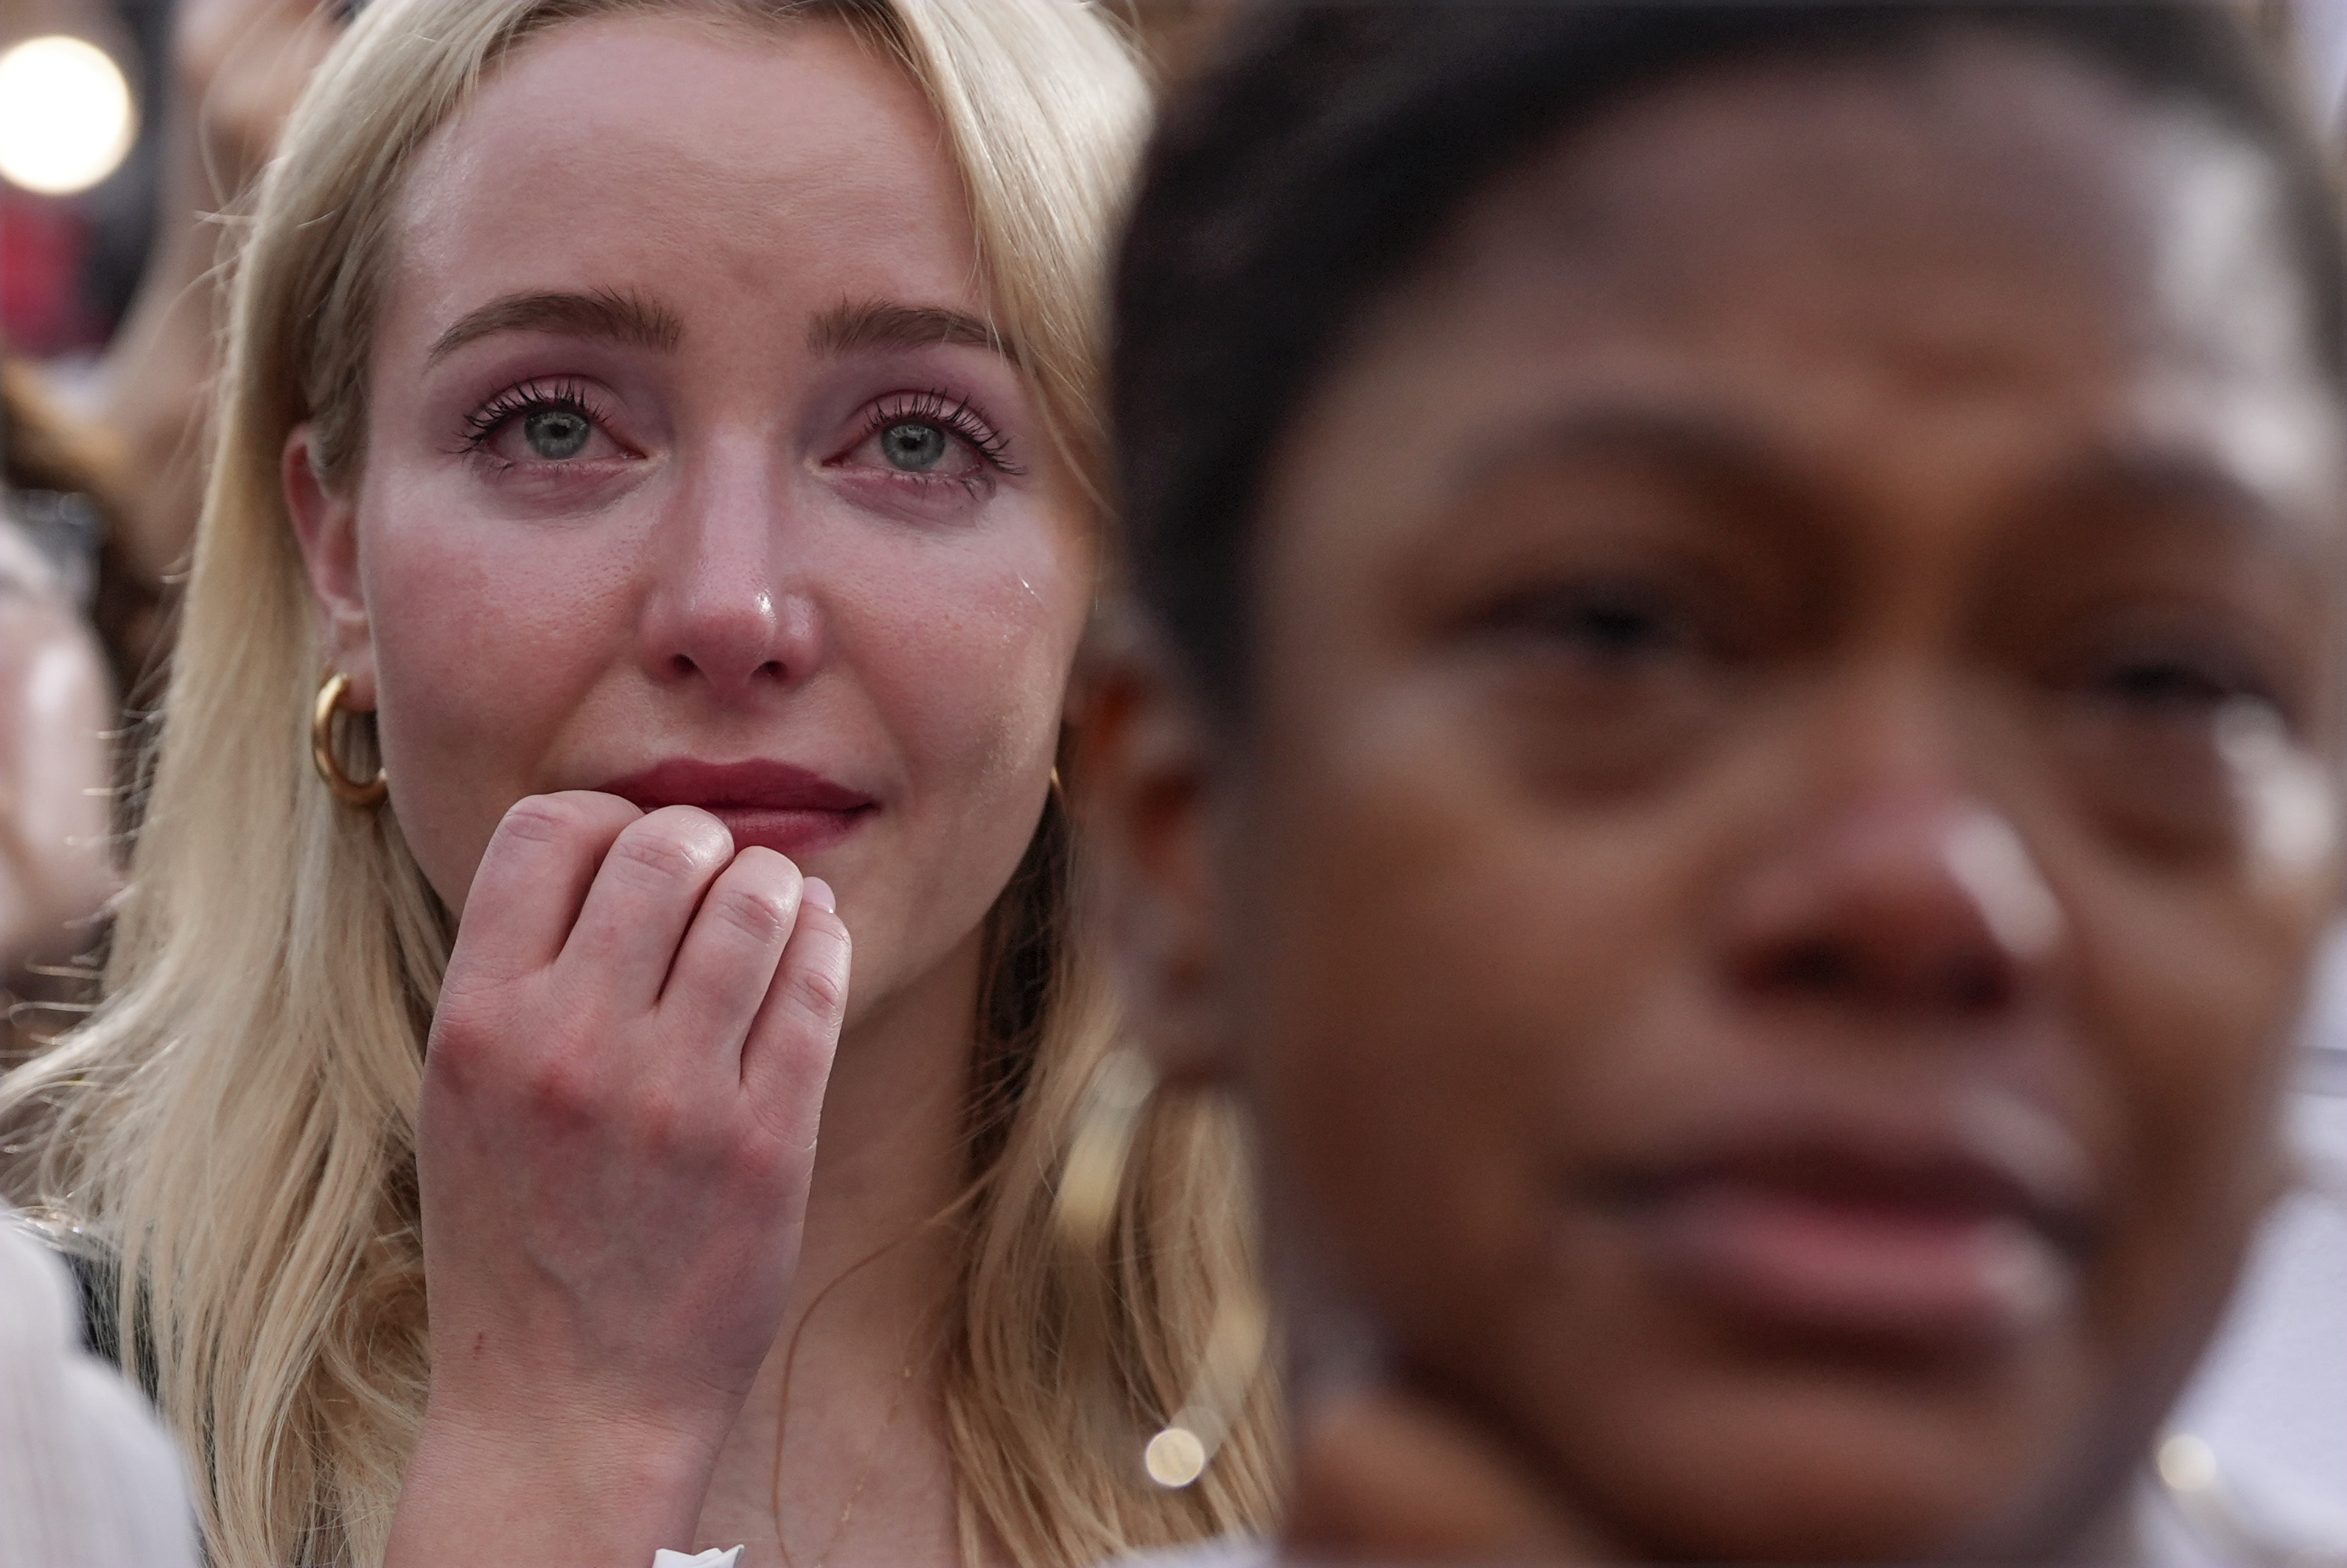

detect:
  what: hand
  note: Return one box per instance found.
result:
[388,793,850,1565]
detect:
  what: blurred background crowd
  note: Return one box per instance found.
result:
[0,0,2342,1561]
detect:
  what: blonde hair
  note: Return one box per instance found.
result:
[0,3,1277,1562]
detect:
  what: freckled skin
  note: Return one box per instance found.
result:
[309,16,1090,1026]
[1109,38,2347,1565]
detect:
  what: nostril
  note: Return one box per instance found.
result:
[669,653,696,677]
[1765,940,1858,994]
[1943,953,2011,1012]
[1746,937,2015,1012]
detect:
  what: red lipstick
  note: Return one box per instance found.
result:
[598,759,877,861]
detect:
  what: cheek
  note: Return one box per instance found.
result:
[359,505,635,901]
[1242,679,1696,1338]
[2067,865,2317,1349]
[846,522,1087,799]
[813,514,1088,997]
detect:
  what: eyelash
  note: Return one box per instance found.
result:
[858,388,1024,477]
[452,381,1021,484]
[457,377,611,461]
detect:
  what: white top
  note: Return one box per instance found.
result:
[0,1207,197,1568]
[2160,928,2347,1560]
[1108,1536,1269,1568]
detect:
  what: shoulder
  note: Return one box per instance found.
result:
[1102,1534,1275,1568]
[0,1205,80,1347]
[0,1206,198,1567]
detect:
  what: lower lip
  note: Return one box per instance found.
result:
[1623,1182,2074,1345]
[699,804,873,860]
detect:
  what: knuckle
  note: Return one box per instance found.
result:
[708,881,792,945]
[788,955,849,1023]
[422,1015,493,1091]
[730,844,798,878]
[498,792,591,846]
[611,818,721,883]
[430,971,501,1030]
[424,985,522,1085]
[519,1052,600,1123]
[632,1087,688,1151]
[731,1133,802,1190]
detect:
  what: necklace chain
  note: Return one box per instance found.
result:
[772,1334,931,1568]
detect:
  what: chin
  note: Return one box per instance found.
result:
[1621,1463,2003,1563]
[1528,1366,2094,1564]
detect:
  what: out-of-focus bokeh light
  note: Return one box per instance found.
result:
[2157,1432,2219,1496]
[0,36,137,197]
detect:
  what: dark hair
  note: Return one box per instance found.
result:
[1113,1,2346,713]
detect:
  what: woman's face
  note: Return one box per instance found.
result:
[292,15,1091,1024]
[1131,39,2346,1561]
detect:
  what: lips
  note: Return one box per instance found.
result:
[598,758,878,860]
[1593,1111,2099,1348]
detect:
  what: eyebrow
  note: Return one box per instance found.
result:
[807,298,1006,357]
[1468,401,2312,550]
[1452,402,1801,511]
[2042,441,2319,551]
[427,287,683,364]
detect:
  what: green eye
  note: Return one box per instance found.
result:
[881,421,949,472]
[523,407,592,461]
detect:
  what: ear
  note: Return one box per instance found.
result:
[284,421,377,708]
[1072,610,1236,1087]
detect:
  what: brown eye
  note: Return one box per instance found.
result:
[2052,646,2287,861]
[1457,577,1743,799]
[1539,592,1682,661]
[2082,639,2303,741]
[2094,650,2246,711]
[1477,581,1707,671]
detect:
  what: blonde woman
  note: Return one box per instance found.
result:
[0,2,1274,1564]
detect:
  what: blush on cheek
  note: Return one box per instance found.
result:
[878,543,1080,785]
[808,527,1081,982]
[894,631,1065,809]
[357,502,625,908]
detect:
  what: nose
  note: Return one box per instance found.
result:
[1718,744,2065,1023]
[637,455,822,697]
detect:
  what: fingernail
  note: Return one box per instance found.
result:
[802,878,837,914]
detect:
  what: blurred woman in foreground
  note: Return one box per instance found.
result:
[1090,3,2346,1561]
[0,1,1273,1563]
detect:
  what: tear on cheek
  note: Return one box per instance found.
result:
[2217,701,2340,893]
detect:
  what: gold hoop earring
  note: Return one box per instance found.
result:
[310,671,388,808]
[1053,1049,1267,1490]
